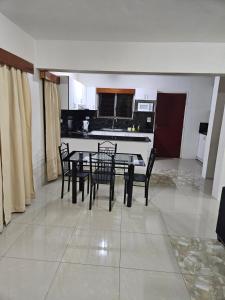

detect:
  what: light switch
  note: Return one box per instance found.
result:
[147,117,151,123]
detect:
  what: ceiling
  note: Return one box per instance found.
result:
[1,0,225,42]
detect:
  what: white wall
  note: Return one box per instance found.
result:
[0,12,35,62]
[35,40,225,74]
[202,77,225,179]
[0,12,45,190]
[76,73,213,159]
[212,105,225,200]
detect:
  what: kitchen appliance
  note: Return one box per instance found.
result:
[83,120,89,132]
[67,117,73,130]
[137,102,154,112]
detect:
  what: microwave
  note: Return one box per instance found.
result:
[137,102,154,112]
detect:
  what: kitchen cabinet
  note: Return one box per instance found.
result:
[68,77,86,109]
[135,88,157,101]
[86,86,96,110]
[59,76,69,110]
[196,133,206,162]
[67,77,96,110]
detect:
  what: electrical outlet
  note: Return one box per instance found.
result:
[147,117,151,123]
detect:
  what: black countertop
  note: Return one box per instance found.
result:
[61,130,151,142]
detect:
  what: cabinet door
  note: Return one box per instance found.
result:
[86,87,96,109]
[135,88,157,100]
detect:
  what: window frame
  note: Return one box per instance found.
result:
[97,93,134,119]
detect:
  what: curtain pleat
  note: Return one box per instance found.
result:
[0,139,3,233]
[0,65,13,224]
[44,81,61,181]
[20,72,35,203]
[0,65,35,226]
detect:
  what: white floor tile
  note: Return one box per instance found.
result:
[121,206,167,234]
[46,263,119,300]
[120,232,179,272]
[120,268,190,300]
[162,211,217,239]
[77,209,121,231]
[62,229,120,267]
[6,225,73,261]
[0,257,59,300]
[0,222,27,256]
[32,200,82,227]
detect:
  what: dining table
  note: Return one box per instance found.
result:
[66,150,145,207]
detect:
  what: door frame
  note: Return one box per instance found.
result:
[155,90,189,158]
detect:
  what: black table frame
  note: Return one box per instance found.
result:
[66,150,145,207]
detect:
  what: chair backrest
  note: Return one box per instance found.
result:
[58,142,70,175]
[98,140,117,156]
[146,148,156,182]
[89,152,115,184]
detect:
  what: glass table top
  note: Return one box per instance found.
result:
[68,151,145,166]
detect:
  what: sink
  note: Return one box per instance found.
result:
[101,128,124,132]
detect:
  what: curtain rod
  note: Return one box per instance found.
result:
[40,70,60,84]
[0,48,34,74]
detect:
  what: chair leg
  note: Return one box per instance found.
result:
[112,182,115,201]
[82,182,84,202]
[93,184,96,200]
[97,183,99,190]
[61,176,65,199]
[145,185,149,206]
[109,185,112,212]
[68,175,71,192]
[89,183,93,210]
[123,181,127,204]
[87,175,89,194]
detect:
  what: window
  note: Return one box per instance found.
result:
[98,93,133,118]
[116,94,133,118]
[98,93,115,117]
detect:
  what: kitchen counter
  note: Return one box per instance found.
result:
[61,130,152,142]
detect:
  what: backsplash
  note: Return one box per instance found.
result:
[61,110,154,133]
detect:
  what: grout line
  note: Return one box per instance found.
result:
[1,223,29,258]
[3,256,61,264]
[44,223,78,300]
[181,273,192,300]
[44,261,61,300]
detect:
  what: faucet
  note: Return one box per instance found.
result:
[112,117,117,129]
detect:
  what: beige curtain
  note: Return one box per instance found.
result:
[0,141,3,232]
[44,81,61,181]
[0,65,35,226]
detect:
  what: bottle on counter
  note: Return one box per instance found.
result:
[132,125,135,132]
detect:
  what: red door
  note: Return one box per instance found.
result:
[154,93,186,158]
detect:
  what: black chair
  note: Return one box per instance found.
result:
[59,143,89,200]
[123,148,156,206]
[89,152,115,211]
[98,141,117,155]
[216,186,225,246]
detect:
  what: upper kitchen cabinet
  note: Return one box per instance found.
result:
[59,76,69,110]
[135,88,157,100]
[69,77,86,109]
[86,86,97,110]
[59,76,96,110]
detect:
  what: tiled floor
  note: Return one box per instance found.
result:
[0,158,224,300]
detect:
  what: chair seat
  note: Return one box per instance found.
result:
[65,169,89,178]
[124,172,146,183]
[94,167,114,174]
[92,173,115,184]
